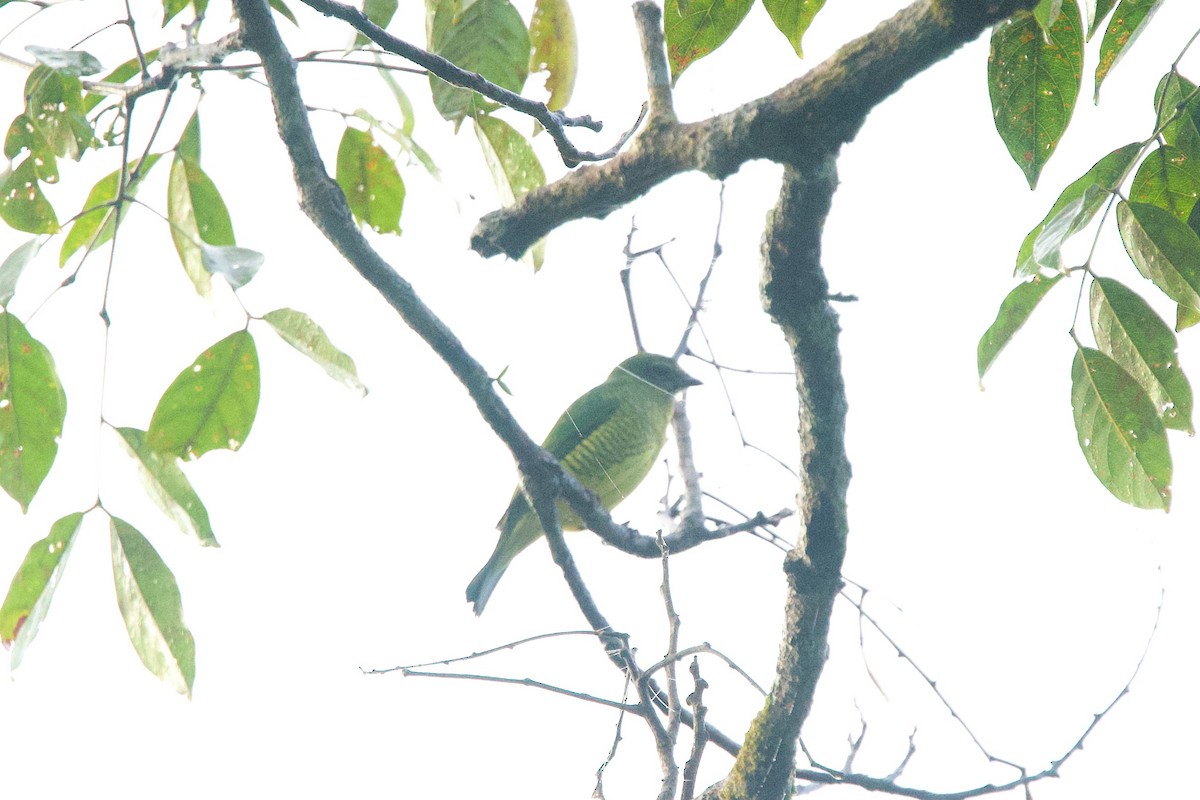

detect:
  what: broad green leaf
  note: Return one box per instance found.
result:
[115,427,218,546]
[0,159,59,235]
[20,66,94,163]
[1087,0,1117,40]
[147,331,260,459]
[1094,0,1163,102]
[163,0,208,26]
[263,308,368,396]
[428,0,530,123]
[1071,345,1171,510]
[988,0,1083,189]
[474,115,546,267]
[269,0,298,24]
[0,513,83,668]
[177,110,201,165]
[1035,0,1064,31]
[200,244,264,289]
[1031,184,1104,272]
[977,273,1064,381]
[1117,200,1200,310]
[167,154,235,297]
[25,45,102,76]
[763,0,826,58]
[336,127,404,235]
[1177,304,1200,332]
[110,518,195,696]
[1129,145,1200,221]
[59,154,162,266]
[83,49,160,112]
[0,311,66,511]
[1153,72,1200,156]
[355,0,398,47]
[664,0,754,82]
[0,239,41,306]
[528,0,577,111]
[1090,278,1193,432]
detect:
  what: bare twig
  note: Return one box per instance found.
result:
[680,658,709,800]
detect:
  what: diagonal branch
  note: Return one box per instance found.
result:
[470,0,1038,260]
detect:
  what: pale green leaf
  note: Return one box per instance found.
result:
[263,308,368,396]
[664,0,754,82]
[528,0,577,110]
[0,513,83,669]
[115,427,218,546]
[977,273,1064,381]
[0,311,66,511]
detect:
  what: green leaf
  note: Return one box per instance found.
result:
[83,49,160,113]
[977,273,1064,381]
[336,127,404,235]
[110,518,195,696]
[1177,303,1200,332]
[377,64,416,137]
[474,115,546,267]
[1087,0,1118,40]
[664,0,754,83]
[20,66,95,163]
[177,110,201,165]
[59,154,162,266]
[200,243,264,289]
[355,0,398,46]
[0,312,66,511]
[268,0,298,24]
[528,0,577,111]
[762,0,826,58]
[988,0,1083,189]
[25,45,102,76]
[167,154,235,297]
[1094,0,1163,102]
[0,513,83,669]
[1117,200,1200,310]
[115,427,218,546]
[428,0,530,123]
[1071,345,1171,510]
[147,331,260,459]
[355,106,441,181]
[263,308,368,396]
[1153,72,1200,156]
[1090,278,1193,432]
[1034,0,1064,31]
[0,159,59,235]
[0,239,41,306]
[1129,144,1200,221]
[163,0,208,26]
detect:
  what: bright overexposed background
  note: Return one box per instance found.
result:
[0,1,1196,797]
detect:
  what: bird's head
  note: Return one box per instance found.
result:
[612,353,701,394]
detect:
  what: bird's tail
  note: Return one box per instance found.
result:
[465,550,509,615]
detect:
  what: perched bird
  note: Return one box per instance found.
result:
[466,352,701,615]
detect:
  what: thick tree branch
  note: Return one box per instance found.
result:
[470,0,1038,260]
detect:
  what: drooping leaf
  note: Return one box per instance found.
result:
[1177,303,1200,332]
[1090,278,1193,433]
[988,0,1084,189]
[336,127,404,235]
[269,0,298,23]
[664,0,754,83]
[262,308,368,396]
[355,0,399,47]
[762,0,826,59]
[0,159,59,235]
[1153,72,1200,156]
[177,110,201,165]
[474,115,546,267]
[355,106,441,181]
[25,45,102,77]
[18,66,95,164]
[83,49,160,112]
[110,518,195,696]
[0,312,66,511]
[200,243,264,289]
[1094,0,1163,102]
[59,154,162,266]
[1087,0,1118,39]
[0,239,41,306]
[1117,200,1200,310]
[0,513,83,669]
[377,64,416,137]
[977,273,1065,381]
[1071,345,1171,510]
[528,0,577,111]
[147,331,260,459]
[162,0,208,26]
[167,154,235,297]
[428,0,530,123]
[115,427,218,546]
[1129,145,1200,222]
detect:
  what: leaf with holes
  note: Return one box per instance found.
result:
[528,0,577,111]
[0,159,59,235]
[116,427,218,546]
[0,512,83,669]
[1090,278,1193,433]
[474,115,546,267]
[1094,0,1163,101]
[110,518,195,696]
[988,0,1083,189]
[336,127,404,235]
[0,311,66,511]
[1071,345,1171,509]
[147,331,260,459]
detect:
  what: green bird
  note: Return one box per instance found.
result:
[466,352,701,615]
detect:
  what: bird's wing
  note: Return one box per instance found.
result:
[540,385,620,461]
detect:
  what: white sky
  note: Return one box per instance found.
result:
[0,1,1197,798]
